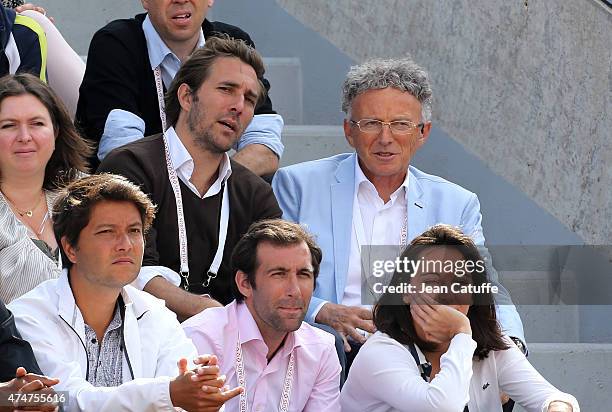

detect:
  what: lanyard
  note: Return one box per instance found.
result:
[406,342,469,412]
[235,332,295,412]
[154,66,229,290]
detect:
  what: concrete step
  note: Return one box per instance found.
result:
[280,125,350,166]
[79,55,304,126]
[517,305,580,343]
[514,343,612,411]
[263,57,303,125]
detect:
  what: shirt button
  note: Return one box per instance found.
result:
[91,338,97,344]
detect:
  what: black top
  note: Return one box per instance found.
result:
[98,134,282,304]
[0,300,43,382]
[76,13,275,168]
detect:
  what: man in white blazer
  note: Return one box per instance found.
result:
[272,57,525,367]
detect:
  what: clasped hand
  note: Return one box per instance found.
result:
[170,355,242,412]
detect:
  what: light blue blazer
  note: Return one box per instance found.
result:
[272,153,524,341]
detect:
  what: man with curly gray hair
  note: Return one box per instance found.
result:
[340,57,433,122]
[272,57,524,379]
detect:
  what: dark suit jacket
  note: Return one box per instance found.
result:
[0,299,42,382]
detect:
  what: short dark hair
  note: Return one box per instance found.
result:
[373,224,509,360]
[164,35,267,128]
[231,219,322,302]
[0,73,92,189]
[53,174,156,268]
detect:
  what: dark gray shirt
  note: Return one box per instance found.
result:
[84,303,123,387]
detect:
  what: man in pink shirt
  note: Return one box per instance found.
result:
[183,219,341,412]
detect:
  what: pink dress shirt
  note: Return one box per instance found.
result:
[183,300,341,412]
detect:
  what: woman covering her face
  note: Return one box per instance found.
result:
[0,73,90,303]
[340,224,579,412]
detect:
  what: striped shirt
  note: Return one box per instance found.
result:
[0,191,62,303]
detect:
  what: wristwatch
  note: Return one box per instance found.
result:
[510,336,528,356]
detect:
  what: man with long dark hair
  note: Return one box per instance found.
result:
[76,0,283,174]
[98,37,281,321]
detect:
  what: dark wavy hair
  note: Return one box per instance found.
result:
[230,219,322,303]
[0,73,91,189]
[164,35,267,128]
[53,174,156,268]
[373,224,509,360]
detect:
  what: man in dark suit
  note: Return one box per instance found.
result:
[1,300,59,412]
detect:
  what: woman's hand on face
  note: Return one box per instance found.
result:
[410,294,471,344]
[547,401,573,412]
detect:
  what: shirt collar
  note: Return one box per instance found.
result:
[105,300,123,332]
[216,154,232,186]
[142,14,205,69]
[165,126,232,186]
[234,301,301,354]
[235,301,266,345]
[354,159,370,190]
[354,158,410,203]
[57,269,134,328]
[165,126,192,172]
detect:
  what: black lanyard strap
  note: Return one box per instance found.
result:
[406,342,469,412]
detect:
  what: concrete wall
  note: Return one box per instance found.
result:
[210,0,594,248]
[275,0,612,245]
[33,0,142,55]
[514,343,612,412]
[35,0,352,125]
[211,0,353,125]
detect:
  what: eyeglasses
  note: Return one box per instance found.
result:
[350,119,424,135]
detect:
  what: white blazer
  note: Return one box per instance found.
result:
[8,270,198,412]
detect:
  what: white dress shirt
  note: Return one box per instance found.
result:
[341,161,409,308]
[340,331,580,412]
[165,126,232,198]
